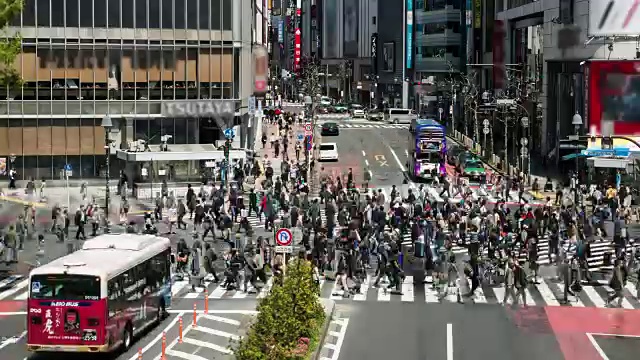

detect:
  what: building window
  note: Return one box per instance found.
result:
[417,46,459,58]
[382,42,395,72]
[372,16,376,25]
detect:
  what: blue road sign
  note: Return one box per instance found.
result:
[223,128,235,139]
[297,133,304,141]
[306,142,312,151]
[64,164,72,171]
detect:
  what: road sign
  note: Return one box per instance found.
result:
[304,123,312,132]
[438,107,443,114]
[483,126,490,135]
[297,133,304,141]
[275,228,293,246]
[275,246,293,253]
[64,164,72,171]
[520,137,528,146]
[224,128,235,139]
[483,119,490,126]
[248,96,256,114]
[520,148,528,156]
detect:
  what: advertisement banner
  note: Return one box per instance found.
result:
[277,17,284,43]
[588,0,640,36]
[0,158,5,176]
[343,0,359,58]
[253,45,268,94]
[323,0,338,58]
[587,60,640,149]
[294,28,301,71]
[371,33,378,72]
[474,0,482,28]
[492,20,505,90]
[406,0,413,69]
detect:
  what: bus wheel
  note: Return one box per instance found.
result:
[122,324,133,351]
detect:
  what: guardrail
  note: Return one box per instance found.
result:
[450,130,521,178]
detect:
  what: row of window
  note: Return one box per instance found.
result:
[416,22,461,35]
[107,251,170,304]
[14,0,232,30]
[6,155,121,180]
[415,0,461,11]
[416,46,461,58]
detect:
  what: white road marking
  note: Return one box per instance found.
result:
[0,280,28,300]
[167,310,258,315]
[534,281,560,306]
[387,146,406,172]
[201,314,242,326]
[324,318,349,360]
[353,275,370,301]
[401,276,414,302]
[586,333,610,360]
[361,150,366,156]
[127,312,182,360]
[364,159,369,167]
[0,330,26,350]
[447,323,453,360]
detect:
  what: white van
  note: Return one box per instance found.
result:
[384,108,417,124]
[319,143,339,161]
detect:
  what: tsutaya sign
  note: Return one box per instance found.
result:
[162,100,235,118]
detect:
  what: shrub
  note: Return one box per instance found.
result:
[234,258,325,360]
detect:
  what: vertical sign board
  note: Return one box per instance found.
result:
[406,0,413,69]
[278,17,284,43]
[371,33,378,72]
[294,28,302,71]
[492,20,506,90]
[253,45,268,95]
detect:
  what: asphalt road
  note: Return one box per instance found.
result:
[337,302,566,360]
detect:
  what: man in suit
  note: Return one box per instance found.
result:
[74,205,86,240]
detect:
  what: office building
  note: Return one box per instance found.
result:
[0,0,258,181]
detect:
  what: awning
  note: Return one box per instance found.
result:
[561,152,583,161]
[116,144,247,162]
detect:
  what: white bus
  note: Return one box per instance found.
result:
[27,234,172,353]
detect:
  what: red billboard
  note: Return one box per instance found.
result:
[587,60,640,148]
[294,28,301,71]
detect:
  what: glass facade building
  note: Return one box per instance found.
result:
[1,0,247,181]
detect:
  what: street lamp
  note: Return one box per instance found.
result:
[101,114,113,233]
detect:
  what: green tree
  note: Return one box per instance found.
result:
[0,0,23,87]
[234,258,325,360]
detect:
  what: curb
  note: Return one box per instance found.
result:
[312,298,336,360]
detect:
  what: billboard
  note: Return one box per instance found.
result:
[586,60,640,149]
[343,0,359,58]
[589,0,640,36]
[406,0,413,69]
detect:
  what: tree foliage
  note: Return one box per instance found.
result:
[0,0,23,87]
[234,258,325,360]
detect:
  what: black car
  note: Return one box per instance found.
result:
[321,122,340,136]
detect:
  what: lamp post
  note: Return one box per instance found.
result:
[101,115,112,233]
[571,112,583,183]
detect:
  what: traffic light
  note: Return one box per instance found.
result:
[223,139,230,158]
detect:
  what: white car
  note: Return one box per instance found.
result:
[319,143,339,161]
[350,105,366,118]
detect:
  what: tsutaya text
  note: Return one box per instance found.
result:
[162,100,236,118]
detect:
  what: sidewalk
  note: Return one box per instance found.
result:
[254,123,307,190]
[0,185,149,217]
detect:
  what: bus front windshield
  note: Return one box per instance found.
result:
[415,151,441,163]
[30,275,101,301]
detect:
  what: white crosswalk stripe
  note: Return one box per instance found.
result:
[338,123,409,129]
[1,266,637,310]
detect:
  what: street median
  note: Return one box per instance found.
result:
[233,258,330,359]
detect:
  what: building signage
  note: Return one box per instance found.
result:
[294,28,301,71]
[371,33,378,71]
[474,0,482,28]
[588,0,640,36]
[406,0,413,69]
[253,45,268,94]
[277,17,284,43]
[162,100,235,118]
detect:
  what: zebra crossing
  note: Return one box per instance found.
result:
[167,274,640,309]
